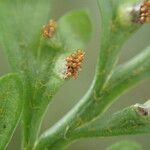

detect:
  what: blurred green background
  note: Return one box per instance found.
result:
[0,0,149,149]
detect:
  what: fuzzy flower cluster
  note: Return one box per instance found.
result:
[65,50,85,79]
[140,1,150,23]
[42,20,57,38]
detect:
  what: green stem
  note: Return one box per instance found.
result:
[96,0,140,90]
[34,127,73,150]
[37,37,44,61]
[22,75,64,150]
[22,111,46,150]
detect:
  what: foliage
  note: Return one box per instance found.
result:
[0,0,149,150]
[0,74,22,150]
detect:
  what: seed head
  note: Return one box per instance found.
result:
[139,1,150,23]
[65,50,85,79]
[42,20,57,38]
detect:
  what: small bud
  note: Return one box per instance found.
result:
[64,50,85,79]
[42,20,57,38]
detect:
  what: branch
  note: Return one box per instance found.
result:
[96,0,141,90]
[102,44,150,100]
[33,45,150,150]
[33,1,149,149]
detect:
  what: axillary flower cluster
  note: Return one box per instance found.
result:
[65,50,85,79]
[42,20,57,38]
[122,0,150,24]
[42,20,85,79]
[139,0,150,23]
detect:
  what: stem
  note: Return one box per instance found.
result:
[30,6,148,150]
[34,1,145,149]
[22,74,64,150]
[96,0,140,90]
[22,101,41,150]
[35,125,74,150]
[37,37,43,61]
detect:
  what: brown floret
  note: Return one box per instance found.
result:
[65,50,85,79]
[139,1,150,23]
[42,20,57,38]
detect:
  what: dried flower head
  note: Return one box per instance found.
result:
[42,20,57,38]
[65,50,85,79]
[139,0,150,23]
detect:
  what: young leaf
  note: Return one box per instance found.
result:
[0,74,22,150]
[71,100,150,138]
[58,10,92,50]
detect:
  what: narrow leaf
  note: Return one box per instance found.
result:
[72,100,150,138]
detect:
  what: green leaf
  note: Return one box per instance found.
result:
[57,10,92,50]
[72,100,150,138]
[101,45,150,106]
[106,141,142,150]
[0,73,22,150]
[0,0,51,70]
